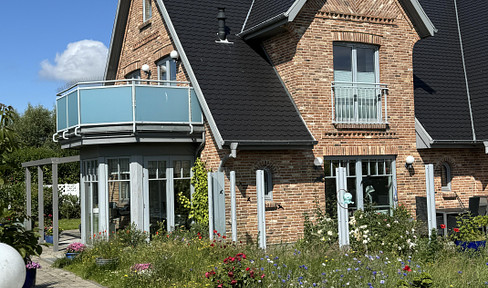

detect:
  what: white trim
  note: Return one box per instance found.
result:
[103,0,123,81]
[143,0,152,23]
[406,0,437,37]
[156,0,225,149]
[285,0,308,21]
[415,118,433,149]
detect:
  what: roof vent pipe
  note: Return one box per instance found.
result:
[217,8,227,41]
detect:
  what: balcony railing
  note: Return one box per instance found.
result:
[331,82,388,124]
[55,80,203,137]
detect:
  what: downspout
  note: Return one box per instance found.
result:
[219,142,238,172]
[195,132,206,158]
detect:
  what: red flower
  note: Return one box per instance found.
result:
[454,228,460,232]
[440,224,446,229]
[217,233,221,237]
[249,270,255,278]
[228,271,234,278]
[245,267,250,271]
[214,230,218,234]
[210,243,214,247]
[230,280,237,286]
[223,235,227,239]
[197,232,201,236]
[199,236,202,240]
[403,265,412,272]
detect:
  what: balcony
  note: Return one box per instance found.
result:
[55,80,204,146]
[331,82,388,126]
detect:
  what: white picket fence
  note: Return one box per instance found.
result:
[44,183,80,197]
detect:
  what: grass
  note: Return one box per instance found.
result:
[54,229,488,288]
[59,218,80,231]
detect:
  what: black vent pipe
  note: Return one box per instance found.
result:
[217,8,227,41]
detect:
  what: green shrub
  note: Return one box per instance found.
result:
[178,158,208,227]
[302,198,338,249]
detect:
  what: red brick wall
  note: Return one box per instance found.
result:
[419,148,488,209]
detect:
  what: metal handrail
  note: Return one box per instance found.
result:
[57,79,192,97]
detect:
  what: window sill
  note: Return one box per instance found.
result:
[139,20,152,31]
[333,123,389,130]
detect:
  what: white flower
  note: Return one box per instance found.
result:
[363,239,368,244]
[360,225,367,229]
[364,230,370,234]
[386,224,391,228]
[328,231,333,236]
[317,230,323,235]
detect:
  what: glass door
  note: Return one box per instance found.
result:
[145,158,168,234]
[83,160,99,242]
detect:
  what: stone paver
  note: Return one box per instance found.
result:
[32,229,106,288]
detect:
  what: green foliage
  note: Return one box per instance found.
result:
[412,272,434,288]
[0,204,43,260]
[12,104,55,148]
[205,253,263,287]
[452,214,488,242]
[349,205,420,254]
[178,158,208,226]
[0,104,18,186]
[60,194,81,219]
[116,223,148,248]
[302,198,338,249]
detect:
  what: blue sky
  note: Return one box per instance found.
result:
[0,1,118,113]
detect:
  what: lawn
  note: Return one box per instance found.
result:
[53,209,488,287]
[59,218,80,231]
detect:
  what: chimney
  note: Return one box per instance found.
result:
[217,8,227,41]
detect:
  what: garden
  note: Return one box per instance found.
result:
[52,205,488,288]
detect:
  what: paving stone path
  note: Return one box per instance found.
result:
[31,229,106,288]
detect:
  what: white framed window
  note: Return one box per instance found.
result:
[324,156,396,215]
[125,70,141,84]
[143,0,152,22]
[441,162,451,191]
[157,56,177,85]
[263,168,273,201]
[108,158,131,203]
[333,43,384,123]
[82,160,99,242]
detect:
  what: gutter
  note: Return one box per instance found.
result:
[237,13,287,40]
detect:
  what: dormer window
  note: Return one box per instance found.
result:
[143,0,152,22]
[157,56,176,85]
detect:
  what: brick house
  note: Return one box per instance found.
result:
[415,0,488,210]
[55,0,437,244]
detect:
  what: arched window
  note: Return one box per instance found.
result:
[157,56,177,86]
[263,168,273,201]
[441,162,451,191]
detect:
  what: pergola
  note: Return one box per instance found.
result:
[22,155,80,252]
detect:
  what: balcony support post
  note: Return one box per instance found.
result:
[132,82,136,134]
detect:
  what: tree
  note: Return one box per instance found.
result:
[12,104,55,148]
[0,103,18,186]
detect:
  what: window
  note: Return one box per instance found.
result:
[108,158,131,233]
[333,43,385,123]
[324,157,395,215]
[441,163,451,191]
[143,0,152,22]
[263,168,273,201]
[125,70,141,84]
[157,56,177,85]
[83,160,98,242]
[173,160,192,229]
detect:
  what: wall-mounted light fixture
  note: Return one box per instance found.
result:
[405,156,415,169]
[170,50,179,61]
[141,64,150,74]
[314,157,323,170]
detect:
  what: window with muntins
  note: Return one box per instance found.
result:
[157,56,177,85]
[324,157,395,216]
[143,0,152,22]
[333,43,385,124]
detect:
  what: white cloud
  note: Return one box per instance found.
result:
[39,40,108,82]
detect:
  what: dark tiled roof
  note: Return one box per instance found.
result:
[414,0,474,141]
[163,0,314,144]
[243,0,296,31]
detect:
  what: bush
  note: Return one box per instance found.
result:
[302,199,338,249]
[60,194,80,219]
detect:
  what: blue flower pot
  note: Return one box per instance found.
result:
[66,252,79,260]
[45,235,53,244]
[454,240,486,251]
[23,268,36,288]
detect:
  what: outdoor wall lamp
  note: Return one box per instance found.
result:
[141,64,150,76]
[405,155,415,169]
[313,157,323,170]
[170,50,179,61]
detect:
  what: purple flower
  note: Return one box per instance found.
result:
[26,261,41,269]
[66,242,86,253]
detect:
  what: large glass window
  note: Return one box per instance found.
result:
[157,56,177,85]
[333,43,380,123]
[173,160,191,229]
[324,157,395,215]
[148,160,167,234]
[108,158,131,233]
[83,160,98,242]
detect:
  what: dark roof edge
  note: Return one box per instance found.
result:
[104,0,130,81]
[223,139,317,150]
[399,0,437,38]
[155,0,225,149]
[238,0,307,40]
[416,118,486,149]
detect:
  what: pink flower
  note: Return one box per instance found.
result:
[230,279,237,285]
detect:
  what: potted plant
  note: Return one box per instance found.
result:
[66,242,86,259]
[452,214,488,251]
[94,238,119,267]
[23,261,41,288]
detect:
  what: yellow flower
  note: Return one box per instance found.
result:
[124,274,128,277]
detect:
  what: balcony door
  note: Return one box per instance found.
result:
[143,157,192,234]
[333,43,380,123]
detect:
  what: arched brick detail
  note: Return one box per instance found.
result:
[251,160,278,175]
[122,61,141,77]
[332,31,383,45]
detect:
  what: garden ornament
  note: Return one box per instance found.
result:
[343,192,354,205]
[0,243,26,288]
